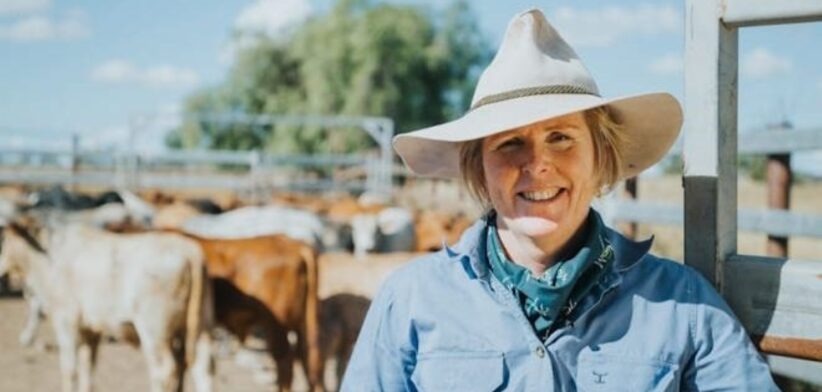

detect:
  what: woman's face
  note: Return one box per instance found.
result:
[481,112,598,240]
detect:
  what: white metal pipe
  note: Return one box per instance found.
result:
[723,0,822,27]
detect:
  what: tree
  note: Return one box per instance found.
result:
[167,0,491,154]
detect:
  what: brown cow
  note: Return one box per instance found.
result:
[414,210,475,252]
[319,294,370,391]
[178,232,323,392]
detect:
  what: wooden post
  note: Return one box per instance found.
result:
[766,122,792,257]
[684,0,739,290]
[70,133,79,192]
[621,177,638,240]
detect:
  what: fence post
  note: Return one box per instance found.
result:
[766,121,792,257]
[249,149,263,203]
[620,177,638,239]
[684,0,739,290]
[70,133,79,191]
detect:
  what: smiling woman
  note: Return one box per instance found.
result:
[341,7,778,392]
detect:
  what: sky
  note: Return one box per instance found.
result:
[0,0,820,174]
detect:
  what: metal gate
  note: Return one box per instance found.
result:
[684,0,822,369]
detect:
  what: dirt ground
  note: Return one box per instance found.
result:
[0,293,326,392]
[0,251,418,392]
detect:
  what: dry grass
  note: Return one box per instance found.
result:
[635,175,821,262]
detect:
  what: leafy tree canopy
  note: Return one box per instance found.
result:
[167,0,491,154]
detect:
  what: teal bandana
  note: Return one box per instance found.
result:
[485,209,614,340]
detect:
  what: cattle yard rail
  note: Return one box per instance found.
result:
[0,113,395,199]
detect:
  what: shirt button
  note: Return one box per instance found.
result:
[534,346,546,358]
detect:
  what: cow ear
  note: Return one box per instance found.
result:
[7,220,26,238]
[7,218,47,254]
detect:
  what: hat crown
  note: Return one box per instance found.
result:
[470,9,599,108]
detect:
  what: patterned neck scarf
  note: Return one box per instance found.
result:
[485,209,614,340]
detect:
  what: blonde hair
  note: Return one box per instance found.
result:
[459,106,625,206]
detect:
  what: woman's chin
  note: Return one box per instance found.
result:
[506,216,559,237]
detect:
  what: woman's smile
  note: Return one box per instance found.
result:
[518,187,564,202]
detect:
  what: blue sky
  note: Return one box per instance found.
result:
[0,0,820,173]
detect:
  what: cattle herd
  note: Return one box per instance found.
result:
[0,184,474,392]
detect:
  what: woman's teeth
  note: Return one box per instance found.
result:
[521,189,562,201]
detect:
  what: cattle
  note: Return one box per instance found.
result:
[185,198,223,215]
[181,206,330,249]
[374,207,415,253]
[29,187,123,210]
[16,203,144,236]
[413,210,475,252]
[117,189,157,226]
[176,232,324,392]
[0,218,214,392]
[153,202,203,230]
[319,294,370,391]
[348,207,416,257]
[27,185,121,211]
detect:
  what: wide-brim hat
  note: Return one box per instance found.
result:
[393,8,683,179]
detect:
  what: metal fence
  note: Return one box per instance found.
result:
[0,113,395,198]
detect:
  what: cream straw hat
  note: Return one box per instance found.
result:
[393,8,683,179]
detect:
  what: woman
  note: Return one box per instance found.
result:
[342,9,777,391]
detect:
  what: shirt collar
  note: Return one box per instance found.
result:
[444,214,654,280]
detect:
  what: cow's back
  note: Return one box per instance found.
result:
[215,235,312,328]
[51,225,203,335]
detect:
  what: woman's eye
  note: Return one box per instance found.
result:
[496,138,523,151]
[548,132,572,144]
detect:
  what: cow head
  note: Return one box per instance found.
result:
[351,214,378,258]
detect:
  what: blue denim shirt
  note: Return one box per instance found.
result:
[341,220,778,391]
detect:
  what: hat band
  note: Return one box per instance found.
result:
[470,84,599,111]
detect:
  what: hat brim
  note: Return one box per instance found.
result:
[393,92,682,179]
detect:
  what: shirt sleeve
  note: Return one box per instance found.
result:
[340,276,416,392]
[681,270,779,391]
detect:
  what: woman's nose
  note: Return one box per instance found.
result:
[522,146,554,176]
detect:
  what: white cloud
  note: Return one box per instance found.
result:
[234,0,312,37]
[218,34,259,66]
[649,53,682,75]
[0,0,50,16]
[76,102,184,153]
[0,11,90,42]
[552,4,681,47]
[219,0,313,66]
[741,48,792,79]
[91,60,200,88]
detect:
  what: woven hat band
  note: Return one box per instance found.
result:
[470,84,599,111]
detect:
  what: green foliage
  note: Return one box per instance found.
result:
[167,0,491,154]
[661,155,682,175]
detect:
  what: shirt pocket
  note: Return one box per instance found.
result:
[411,351,505,392]
[576,355,679,392]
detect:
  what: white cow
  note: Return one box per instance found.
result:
[350,207,416,258]
[181,205,327,247]
[0,219,214,392]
